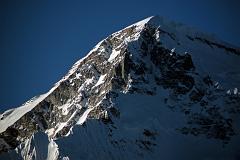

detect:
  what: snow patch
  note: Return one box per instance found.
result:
[62,156,70,160]
[234,88,238,95]
[171,48,175,52]
[227,90,231,95]
[53,110,78,137]
[108,50,121,62]
[126,16,153,31]
[47,139,59,160]
[45,128,55,137]
[77,108,93,125]
[58,103,72,116]
[94,74,107,87]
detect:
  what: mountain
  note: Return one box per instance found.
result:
[0,16,240,160]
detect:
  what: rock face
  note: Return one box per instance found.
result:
[0,16,240,160]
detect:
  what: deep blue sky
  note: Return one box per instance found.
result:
[0,0,240,111]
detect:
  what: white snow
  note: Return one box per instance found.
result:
[94,74,107,87]
[47,139,59,160]
[154,27,161,42]
[64,126,73,137]
[1,15,240,160]
[86,77,94,85]
[20,134,36,160]
[125,16,153,31]
[59,90,239,160]
[78,77,94,92]
[58,102,72,115]
[150,16,240,89]
[108,50,121,62]
[227,90,231,95]
[75,72,81,79]
[3,14,236,135]
[54,39,106,88]
[91,39,105,53]
[234,88,238,95]
[76,108,93,125]
[0,93,47,133]
[171,48,175,52]
[53,110,78,137]
[62,156,70,160]
[0,72,62,134]
[45,128,55,137]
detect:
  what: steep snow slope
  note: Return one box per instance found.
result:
[0,16,240,160]
[0,92,53,133]
[55,93,240,160]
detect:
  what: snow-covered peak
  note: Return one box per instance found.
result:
[124,16,154,30]
[1,16,240,160]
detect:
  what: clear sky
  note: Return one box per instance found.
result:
[0,0,240,111]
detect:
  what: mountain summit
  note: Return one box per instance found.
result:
[0,16,240,160]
